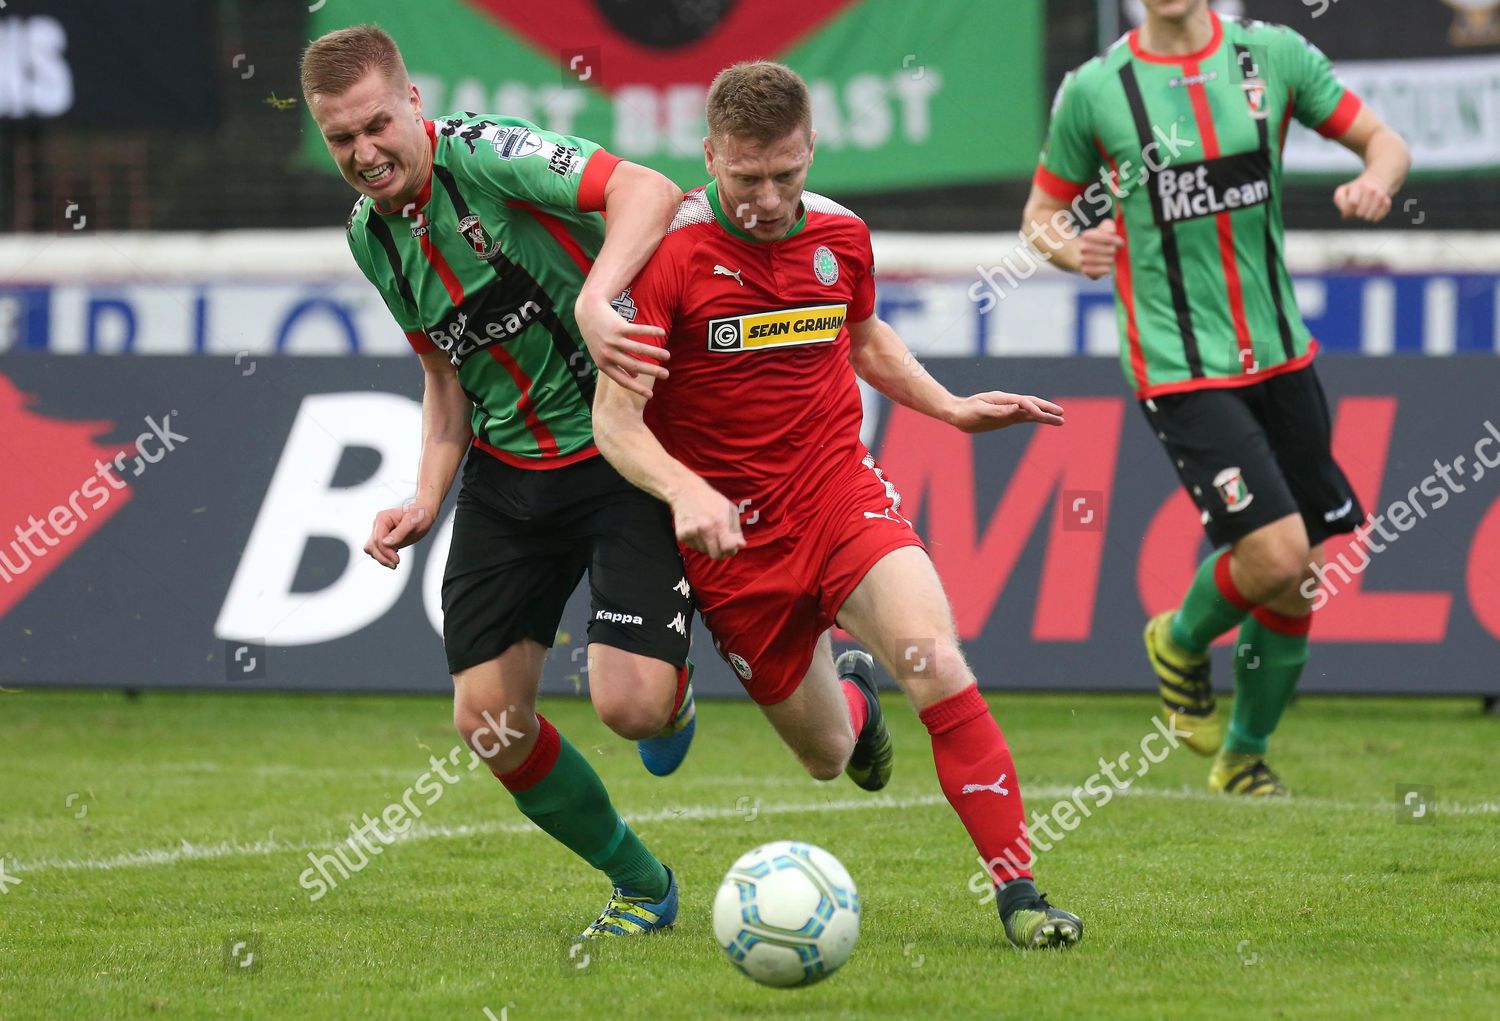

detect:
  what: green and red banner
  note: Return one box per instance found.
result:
[305,0,1044,190]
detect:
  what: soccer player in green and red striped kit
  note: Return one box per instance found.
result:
[1023,0,1411,795]
[302,25,696,936]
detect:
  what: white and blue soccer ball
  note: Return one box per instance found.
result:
[712,840,861,988]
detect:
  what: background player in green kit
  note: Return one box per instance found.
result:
[302,25,695,936]
[1022,0,1411,795]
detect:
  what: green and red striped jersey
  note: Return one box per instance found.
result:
[346,114,620,467]
[1035,13,1362,397]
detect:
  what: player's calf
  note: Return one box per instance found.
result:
[759,650,858,781]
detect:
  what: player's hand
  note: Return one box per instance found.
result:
[672,481,745,560]
[1078,219,1123,279]
[947,392,1065,434]
[1333,173,1393,222]
[363,502,433,569]
[574,295,671,400]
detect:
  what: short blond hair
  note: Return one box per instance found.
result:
[705,61,811,145]
[300,24,409,103]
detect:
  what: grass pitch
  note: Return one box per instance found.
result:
[1,688,1497,1020]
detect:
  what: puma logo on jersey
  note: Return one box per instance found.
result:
[961,774,1010,796]
[713,264,744,286]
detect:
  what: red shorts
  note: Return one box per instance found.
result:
[685,454,925,705]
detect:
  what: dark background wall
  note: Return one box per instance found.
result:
[2,0,1495,234]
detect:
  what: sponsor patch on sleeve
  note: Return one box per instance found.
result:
[706,304,847,353]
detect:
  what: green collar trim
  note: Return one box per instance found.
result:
[705,180,807,243]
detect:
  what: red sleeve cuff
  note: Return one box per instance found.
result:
[577,149,623,212]
[1033,165,1088,203]
[1316,90,1362,139]
[849,279,875,323]
[404,328,436,354]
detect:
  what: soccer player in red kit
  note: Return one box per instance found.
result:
[593,61,1084,949]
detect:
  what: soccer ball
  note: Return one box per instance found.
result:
[711,840,861,988]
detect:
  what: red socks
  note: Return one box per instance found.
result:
[918,685,1032,883]
[841,679,869,737]
[671,663,691,718]
[495,713,559,790]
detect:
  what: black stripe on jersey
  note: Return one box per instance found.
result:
[368,210,493,434]
[365,214,423,324]
[1119,62,1203,379]
[1237,43,1297,360]
[431,165,595,409]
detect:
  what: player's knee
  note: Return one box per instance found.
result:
[454,703,534,773]
[798,733,853,781]
[890,637,972,693]
[589,655,676,739]
[1260,546,1311,598]
[593,691,670,740]
[932,639,973,686]
[802,756,846,782]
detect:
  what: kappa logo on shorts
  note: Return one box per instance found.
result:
[706,304,847,353]
[727,653,753,681]
[673,576,691,599]
[668,612,688,636]
[1213,467,1254,513]
[596,610,644,626]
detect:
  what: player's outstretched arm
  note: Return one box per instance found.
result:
[1330,106,1411,223]
[847,314,1064,435]
[574,162,684,399]
[592,375,745,560]
[363,349,471,569]
[1021,185,1120,280]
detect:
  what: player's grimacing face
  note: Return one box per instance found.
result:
[706,126,815,242]
[311,70,428,206]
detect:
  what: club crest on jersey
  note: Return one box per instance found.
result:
[1242,80,1268,120]
[456,214,501,260]
[1213,467,1254,513]
[813,245,839,285]
[706,304,847,353]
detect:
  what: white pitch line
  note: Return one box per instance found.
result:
[8,784,1496,876]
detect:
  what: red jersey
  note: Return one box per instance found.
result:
[627,180,877,547]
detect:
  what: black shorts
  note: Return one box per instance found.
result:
[1140,363,1363,549]
[440,451,692,675]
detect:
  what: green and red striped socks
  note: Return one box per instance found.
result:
[1226,607,1311,755]
[1170,548,1254,655]
[497,714,669,898]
